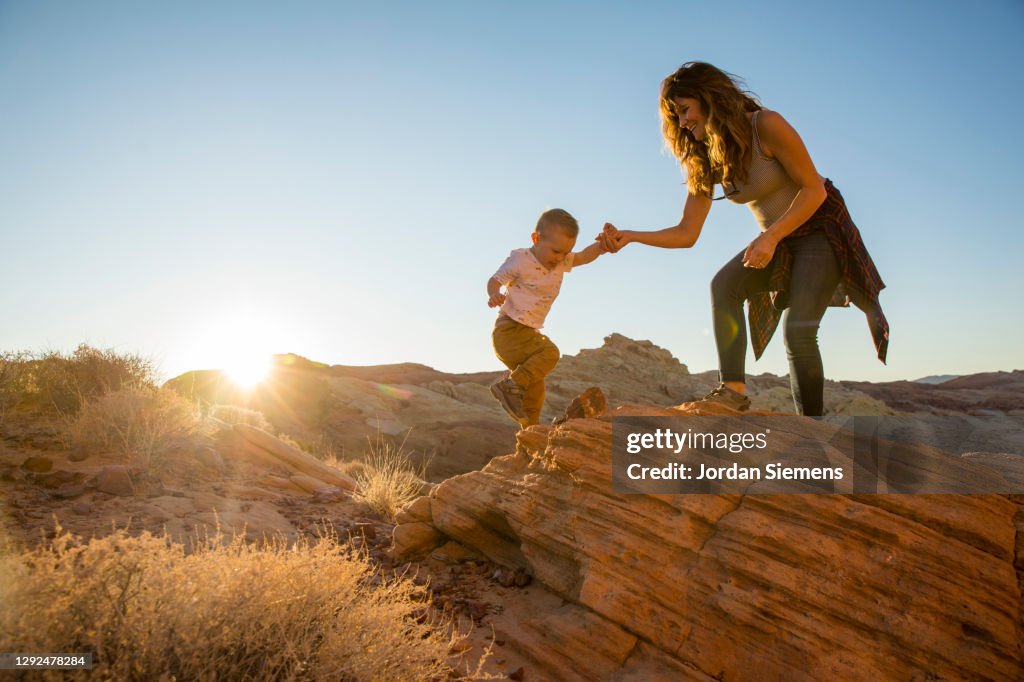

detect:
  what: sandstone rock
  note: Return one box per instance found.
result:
[416,408,1024,680]
[312,486,347,503]
[390,521,444,559]
[552,387,607,425]
[95,465,134,497]
[288,473,332,494]
[234,424,356,490]
[21,456,53,473]
[195,447,226,472]
[260,475,306,494]
[226,484,284,502]
[71,502,93,515]
[395,496,433,524]
[430,540,478,564]
[67,446,90,462]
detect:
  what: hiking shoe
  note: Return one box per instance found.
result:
[696,384,751,411]
[490,376,527,423]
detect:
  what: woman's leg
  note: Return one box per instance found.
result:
[710,250,772,389]
[782,231,841,416]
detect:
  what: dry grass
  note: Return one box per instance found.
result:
[0,344,158,420]
[70,386,209,469]
[326,455,369,481]
[353,432,430,521]
[0,523,479,681]
[208,403,273,432]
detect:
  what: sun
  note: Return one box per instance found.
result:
[224,351,272,389]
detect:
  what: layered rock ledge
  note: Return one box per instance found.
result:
[392,404,1024,681]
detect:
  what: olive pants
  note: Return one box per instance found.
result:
[492,315,560,425]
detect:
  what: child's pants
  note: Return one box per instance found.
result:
[491,315,560,425]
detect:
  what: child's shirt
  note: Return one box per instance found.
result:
[492,248,576,329]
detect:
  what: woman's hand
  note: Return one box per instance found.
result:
[600,223,629,253]
[743,232,779,269]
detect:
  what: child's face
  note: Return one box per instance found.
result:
[531,229,577,269]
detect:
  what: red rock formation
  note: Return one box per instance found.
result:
[391,404,1024,680]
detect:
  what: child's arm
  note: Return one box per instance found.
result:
[487,277,506,308]
[571,240,607,268]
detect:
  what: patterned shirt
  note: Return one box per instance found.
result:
[492,248,576,329]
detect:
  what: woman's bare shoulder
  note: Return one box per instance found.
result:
[753,109,793,157]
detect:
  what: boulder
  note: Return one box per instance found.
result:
[21,456,53,473]
[552,387,607,425]
[395,496,433,525]
[390,522,445,559]
[234,424,356,490]
[95,465,134,497]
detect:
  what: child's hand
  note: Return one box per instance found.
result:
[488,292,506,308]
[600,223,623,253]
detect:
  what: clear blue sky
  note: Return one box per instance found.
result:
[2,1,1022,383]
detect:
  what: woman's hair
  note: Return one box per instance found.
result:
[659,62,762,198]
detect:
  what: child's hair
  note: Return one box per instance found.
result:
[535,208,579,239]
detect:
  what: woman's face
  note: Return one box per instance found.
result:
[673,96,706,141]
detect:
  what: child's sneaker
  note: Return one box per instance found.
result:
[695,384,751,411]
[490,375,527,422]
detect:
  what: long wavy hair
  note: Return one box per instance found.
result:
[660,62,762,197]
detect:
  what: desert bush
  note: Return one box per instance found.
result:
[0,350,33,423]
[0,344,158,418]
[207,404,273,432]
[71,386,207,468]
[0,524,474,681]
[353,432,430,521]
[326,455,368,481]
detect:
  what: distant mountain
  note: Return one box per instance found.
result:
[914,374,959,385]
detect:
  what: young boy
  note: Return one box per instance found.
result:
[487,208,606,426]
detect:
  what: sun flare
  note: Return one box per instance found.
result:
[224,352,272,389]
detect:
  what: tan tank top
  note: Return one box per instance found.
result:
[723,109,824,230]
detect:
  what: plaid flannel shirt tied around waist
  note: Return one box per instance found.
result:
[748,179,889,363]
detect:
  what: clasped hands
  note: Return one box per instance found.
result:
[596,223,627,253]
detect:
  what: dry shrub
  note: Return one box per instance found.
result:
[0,350,33,423]
[71,386,207,468]
[326,456,368,481]
[0,524,472,681]
[353,432,429,521]
[208,404,273,432]
[0,344,157,419]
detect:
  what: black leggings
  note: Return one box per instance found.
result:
[710,230,840,416]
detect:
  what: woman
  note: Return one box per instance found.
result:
[602,62,887,416]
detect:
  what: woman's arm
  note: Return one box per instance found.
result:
[606,191,712,251]
[741,110,827,268]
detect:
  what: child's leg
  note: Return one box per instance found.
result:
[522,379,546,426]
[517,332,558,425]
[492,317,559,422]
[493,318,559,384]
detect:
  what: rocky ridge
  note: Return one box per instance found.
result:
[390,401,1024,681]
[167,334,903,480]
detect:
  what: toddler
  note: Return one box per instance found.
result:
[487,208,606,426]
